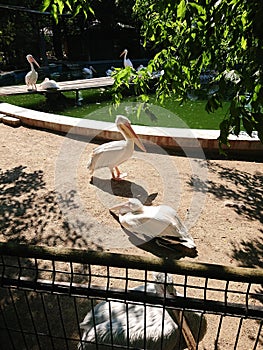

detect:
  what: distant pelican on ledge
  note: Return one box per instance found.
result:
[120,49,133,68]
[87,115,146,180]
[25,54,40,91]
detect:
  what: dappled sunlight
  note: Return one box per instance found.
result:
[188,162,263,223]
[0,166,102,250]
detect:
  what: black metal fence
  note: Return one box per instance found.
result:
[0,242,262,350]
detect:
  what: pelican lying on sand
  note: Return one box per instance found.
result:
[110,198,196,250]
[87,115,146,180]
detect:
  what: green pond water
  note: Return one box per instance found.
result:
[0,88,229,129]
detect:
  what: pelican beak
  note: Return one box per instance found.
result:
[120,51,125,57]
[31,56,40,68]
[109,201,130,212]
[121,123,146,152]
[91,66,97,73]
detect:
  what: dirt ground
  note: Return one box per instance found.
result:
[0,122,262,349]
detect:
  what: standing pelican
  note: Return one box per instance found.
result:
[78,272,207,349]
[110,198,196,250]
[87,115,146,180]
[25,54,40,90]
[120,49,133,68]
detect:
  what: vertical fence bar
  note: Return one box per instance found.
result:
[90,298,99,349]
[73,297,84,350]
[34,258,39,287]
[143,270,147,350]
[253,319,262,350]
[107,300,114,349]
[40,293,55,350]
[56,294,70,350]
[245,283,251,313]
[0,302,16,350]
[23,289,41,349]
[8,288,29,350]
[233,317,243,350]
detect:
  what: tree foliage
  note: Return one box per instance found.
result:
[130,0,263,148]
[41,0,94,21]
[43,0,263,147]
[0,1,49,67]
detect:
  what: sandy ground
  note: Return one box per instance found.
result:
[0,122,262,349]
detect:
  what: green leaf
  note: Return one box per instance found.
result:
[242,116,254,136]
[241,37,247,50]
[136,103,143,119]
[57,0,64,14]
[188,2,205,15]
[219,119,231,147]
[177,0,186,19]
[88,5,95,16]
[41,0,51,12]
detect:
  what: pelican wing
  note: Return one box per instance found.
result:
[125,58,133,68]
[120,205,196,249]
[87,140,134,173]
[92,140,127,155]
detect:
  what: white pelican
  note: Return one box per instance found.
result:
[25,54,40,90]
[78,272,207,349]
[110,198,196,250]
[87,115,146,180]
[39,77,60,90]
[136,64,145,71]
[82,66,96,78]
[120,49,133,68]
[105,66,115,76]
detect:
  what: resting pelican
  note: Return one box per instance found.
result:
[136,64,145,71]
[39,77,60,90]
[78,272,207,349]
[105,66,115,76]
[120,49,133,68]
[25,54,40,90]
[82,66,96,78]
[87,115,146,180]
[110,198,196,250]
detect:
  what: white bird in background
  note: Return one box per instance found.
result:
[120,49,133,68]
[78,272,207,350]
[39,77,60,90]
[110,198,196,251]
[105,66,115,76]
[82,66,96,78]
[136,64,145,71]
[87,115,146,180]
[25,54,40,90]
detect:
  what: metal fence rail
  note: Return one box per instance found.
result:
[0,242,262,350]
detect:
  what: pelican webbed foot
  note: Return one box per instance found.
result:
[111,167,127,181]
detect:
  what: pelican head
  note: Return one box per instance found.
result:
[152,272,175,295]
[110,198,144,215]
[26,54,40,68]
[115,115,146,152]
[120,49,128,57]
[89,65,97,73]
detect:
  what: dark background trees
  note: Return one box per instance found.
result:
[0,0,146,70]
